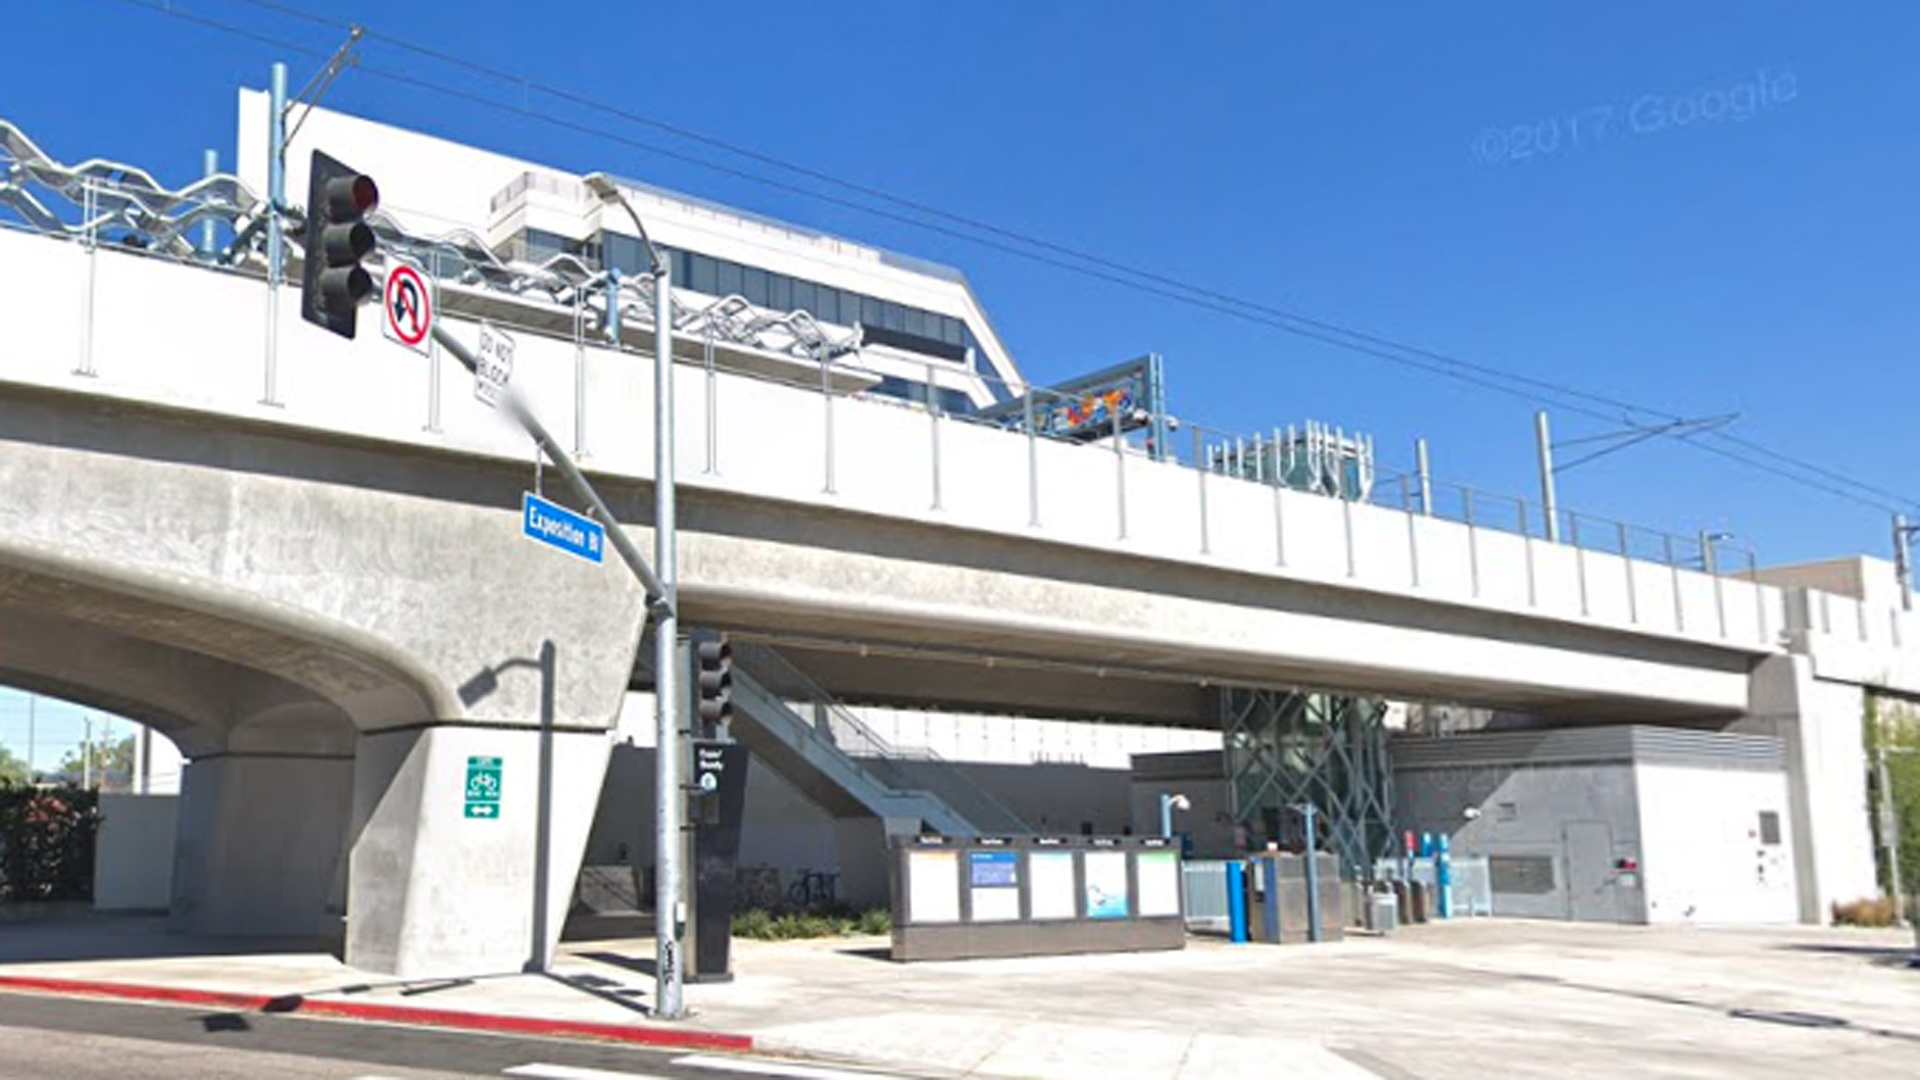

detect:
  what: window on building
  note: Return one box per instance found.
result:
[1489,855,1556,894]
[1759,810,1782,845]
[562,232,996,368]
[689,253,717,294]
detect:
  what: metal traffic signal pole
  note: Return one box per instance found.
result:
[427,311,686,1018]
[426,323,669,607]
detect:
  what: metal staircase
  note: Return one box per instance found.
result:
[728,643,1032,838]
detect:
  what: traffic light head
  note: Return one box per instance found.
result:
[300,149,380,339]
[695,638,734,729]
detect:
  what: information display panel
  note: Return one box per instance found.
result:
[1028,851,1077,920]
[907,849,961,923]
[1084,850,1131,920]
[969,850,1021,922]
[1137,850,1181,917]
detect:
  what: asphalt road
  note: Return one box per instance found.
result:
[0,992,904,1080]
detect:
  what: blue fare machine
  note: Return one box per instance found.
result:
[1240,851,1346,944]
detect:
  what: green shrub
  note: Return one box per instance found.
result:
[732,907,776,939]
[730,906,893,940]
[0,784,100,903]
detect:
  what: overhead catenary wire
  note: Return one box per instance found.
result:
[91,0,1920,518]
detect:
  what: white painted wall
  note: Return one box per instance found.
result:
[1636,765,1797,924]
[92,793,178,911]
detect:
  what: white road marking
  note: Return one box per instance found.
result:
[670,1054,914,1080]
[502,1064,670,1080]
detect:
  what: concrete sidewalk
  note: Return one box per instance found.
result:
[2,914,1918,1079]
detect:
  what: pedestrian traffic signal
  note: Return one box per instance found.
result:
[695,638,734,729]
[300,149,379,339]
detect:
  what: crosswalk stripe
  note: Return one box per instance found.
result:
[502,1064,671,1080]
[670,1054,913,1080]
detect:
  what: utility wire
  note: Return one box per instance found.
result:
[99,0,1920,517]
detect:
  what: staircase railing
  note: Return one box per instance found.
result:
[732,642,1032,836]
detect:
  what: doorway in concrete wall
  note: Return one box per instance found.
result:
[1563,820,1615,921]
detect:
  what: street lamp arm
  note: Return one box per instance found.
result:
[583,172,666,278]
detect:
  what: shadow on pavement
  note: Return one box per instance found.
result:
[1776,942,1920,968]
[0,910,342,965]
[574,950,656,978]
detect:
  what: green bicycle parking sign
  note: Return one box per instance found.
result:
[464,755,502,820]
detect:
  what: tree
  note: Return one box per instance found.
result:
[0,746,26,786]
[1866,695,1920,908]
[57,735,135,788]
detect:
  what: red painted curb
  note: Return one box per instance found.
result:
[0,975,753,1053]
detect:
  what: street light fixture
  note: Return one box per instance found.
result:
[1158,792,1191,839]
[1698,531,1733,574]
[584,170,685,1021]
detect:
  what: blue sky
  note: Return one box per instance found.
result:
[3,1,1918,762]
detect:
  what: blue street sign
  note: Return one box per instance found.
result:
[522,492,605,564]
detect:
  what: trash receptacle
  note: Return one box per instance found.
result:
[1363,885,1398,934]
[1407,880,1430,923]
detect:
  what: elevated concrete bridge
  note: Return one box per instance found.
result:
[0,220,1911,972]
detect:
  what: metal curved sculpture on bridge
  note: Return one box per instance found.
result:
[0,115,858,364]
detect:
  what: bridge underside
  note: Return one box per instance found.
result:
[673,488,1760,727]
[731,634,1746,727]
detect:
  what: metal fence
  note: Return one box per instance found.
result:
[1182,859,1235,931]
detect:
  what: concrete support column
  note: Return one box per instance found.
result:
[1736,655,1879,922]
[169,751,354,939]
[345,723,612,978]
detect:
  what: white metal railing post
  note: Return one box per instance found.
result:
[1668,535,1686,633]
[1620,522,1638,624]
[1521,498,1538,607]
[1571,513,1589,617]
[1464,487,1481,598]
[1342,496,1356,578]
[76,177,98,378]
[1195,426,1210,555]
[927,363,942,511]
[572,282,587,456]
[1407,498,1421,588]
[1025,391,1040,528]
[703,331,718,475]
[820,347,836,495]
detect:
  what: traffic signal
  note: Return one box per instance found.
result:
[695,638,734,729]
[300,149,379,339]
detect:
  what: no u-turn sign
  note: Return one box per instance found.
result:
[382,262,435,355]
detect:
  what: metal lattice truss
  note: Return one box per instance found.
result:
[0,119,261,259]
[0,115,860,365]
[1224,687,1396,876]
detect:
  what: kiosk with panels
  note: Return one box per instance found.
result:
[889,835,1186,962]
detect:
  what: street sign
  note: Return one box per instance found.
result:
[693,740,730,795]
[381,262,434,354]
[522,491,605,564]
[464,755,502,820]
[475,321,514,409]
